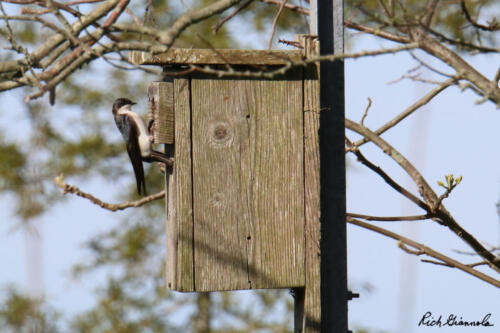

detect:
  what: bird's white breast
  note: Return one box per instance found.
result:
[118,106,151,158]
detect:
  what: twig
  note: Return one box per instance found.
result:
[24,0,130,101]
[159,0,244,47]
[412,25,500,106]
[344,20,411,44]
[461,0,500,31]
[409,51,454,78]
[398,242,425,255]
[493,67,500,86]
[348,217,500,288]
[278,39,302,48]
[376,0,392,19]
[267,0,287,50]
[346,121,436,209]
[352,78,456,149]
[186,43,419,79]
[0,0,122,75]
[66,0,106,5]
[426,27,499,53]
[212,0,253,34]
[421,0,439,27]
[125,8,143,26]
[259,0,308,15]
[346,118,500,272]
[360,97,372,126]
[347,212,431,222]
[422,259,489,268]
[345,137,429,212]
[54,174,165,211]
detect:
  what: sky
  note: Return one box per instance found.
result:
[1,7,500,333]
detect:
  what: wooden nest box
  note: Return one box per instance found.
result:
[131,37,320,292]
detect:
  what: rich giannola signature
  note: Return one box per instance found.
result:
[418,311,494,327]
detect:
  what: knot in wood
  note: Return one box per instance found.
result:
[214,126,228,140]
[208,120,233,147]
[210,192,225,208]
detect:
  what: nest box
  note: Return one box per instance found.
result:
[132,40,320,292]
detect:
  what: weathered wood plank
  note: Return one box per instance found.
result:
[300,35,321,333]
[167,78,194,291]
[191,79,249,291]
[130,49,303,66]
[190,73,304,291]
[243,72,304,290]
[303,68,321,333]
[165,147,176,289]
[148,81,174,144]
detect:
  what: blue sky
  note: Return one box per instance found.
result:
[1,13,500,333]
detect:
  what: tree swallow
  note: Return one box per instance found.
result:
[112,98,173,195]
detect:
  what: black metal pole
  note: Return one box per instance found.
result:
[317,0,348,332]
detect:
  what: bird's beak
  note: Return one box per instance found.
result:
[131,102,137,105]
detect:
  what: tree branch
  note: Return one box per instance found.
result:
[267,0,287,50]
[0,0,122,74]
[158,0,244,47]
[346,118,500,272]
[409,25,500,106]
[347,213,431,222]
[213,0,254,34]
[259,0,308,15]
[461,0,500,31]
[345,20,411,44]
[348,217,500,288]
[345,137,429,212]
[352,77,456,149]
[54,174,165,211]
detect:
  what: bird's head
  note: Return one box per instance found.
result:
[112,98,136,114]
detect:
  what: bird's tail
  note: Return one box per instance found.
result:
[150,150,174,167]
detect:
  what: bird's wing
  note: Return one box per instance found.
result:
[123,115,146,195]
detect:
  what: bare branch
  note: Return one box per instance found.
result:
[461,0,500,31]
[410,26,500,106]
[345,20,411,44]
[54,174,165,211]
[186,43,419,79]
[376,0,392,19]
[0,0,122,74]
[348,217,500,288]
[213,0,254,34]
[347,118,438,207]
[426,27,500,53]
[267,0,287,50]
[346,118,500,272]
[421,0,439,27]
[158,0,244,47]
[347,212,431,222]
[360,97,372,126]
[422,259,489,268]
[345,137,429,212]
[398,242,425,255]
[352,78,456,149]
[259,0,308,15]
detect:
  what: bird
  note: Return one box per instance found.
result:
[112,97,173,195]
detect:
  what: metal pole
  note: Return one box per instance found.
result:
[317,0,348,332]
[309,1,317,35]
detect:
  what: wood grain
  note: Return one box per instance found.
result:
[191,78,248,291]
[294,34,321,333]
[147,81,174,144]
[303,66,321,333]
[166,78,194,291]
[131,48,303,66]
[190,72,304,291]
